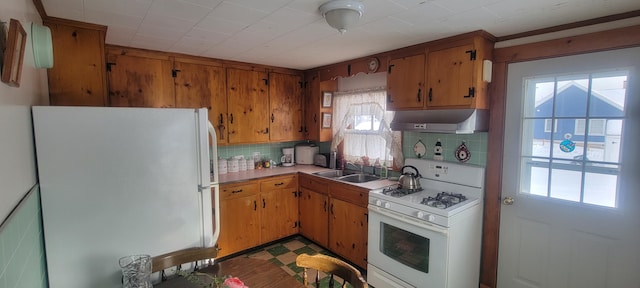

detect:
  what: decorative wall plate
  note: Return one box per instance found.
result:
[455,141,471,162]
[414,140,426,158]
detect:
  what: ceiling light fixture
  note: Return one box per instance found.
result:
[319,0,365,34]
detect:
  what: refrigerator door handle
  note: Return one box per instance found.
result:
[196,108,213,190]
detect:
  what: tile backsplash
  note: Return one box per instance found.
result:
[217,141,313,162]
[217,132,487,169]
[0,187,47,288]
[403,132,488,166]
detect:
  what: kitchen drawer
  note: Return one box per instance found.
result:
[261,175,297,192]
[220,181,259,200]
[329,182,368,207]
[299,174,329,194]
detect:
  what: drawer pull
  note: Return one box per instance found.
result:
[231,189,243,194]
[274,182,284,186]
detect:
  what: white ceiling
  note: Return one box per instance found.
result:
[41,0,640,70]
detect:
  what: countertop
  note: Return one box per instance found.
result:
[214,164,397,190]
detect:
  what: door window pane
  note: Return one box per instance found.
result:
[589,72,627,118]
[549,164,582,202]
[554,76,588,117]
[583,172,617,207]
[519,69,627,208]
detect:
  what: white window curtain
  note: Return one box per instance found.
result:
[330,87,403,168]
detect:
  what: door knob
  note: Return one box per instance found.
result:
[503,196,514,205]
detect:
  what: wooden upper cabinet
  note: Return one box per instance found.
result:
[304,72,320,141]
[269,72,304,142]
[426,36,493,109]
[386,54,426,111]
[173,59,228,145]
[226,68,269,144]
[426,44,475,108]
[45,19,107,106]
[106,48,175,108]
[304,72,335,142]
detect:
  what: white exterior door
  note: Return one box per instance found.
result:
[497,48,640,288]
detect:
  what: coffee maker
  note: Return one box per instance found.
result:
[281,148,295,167]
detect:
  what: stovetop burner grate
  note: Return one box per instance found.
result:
[381,185,423,197]
[420,192,467,209]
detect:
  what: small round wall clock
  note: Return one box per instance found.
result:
[368,57,379,73]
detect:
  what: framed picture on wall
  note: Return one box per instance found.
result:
[322,91,333,108]
[322,113,332,129]
[1,19,27,87]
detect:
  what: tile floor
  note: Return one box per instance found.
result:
[229,236,363,288]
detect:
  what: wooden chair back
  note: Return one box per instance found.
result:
[151,246,218,280]
[296,253,368,288]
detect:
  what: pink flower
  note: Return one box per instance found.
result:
[222,277,248,288]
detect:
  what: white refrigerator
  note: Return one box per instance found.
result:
[32,106,220,288]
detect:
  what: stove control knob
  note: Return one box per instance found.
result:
[375,200,383,207]
[383,202,390,208]
[417,212,435,222]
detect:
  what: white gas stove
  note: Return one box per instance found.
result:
[369,158,484,227]
[367,158,486,288]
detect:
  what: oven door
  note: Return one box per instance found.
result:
[368,205,448,288]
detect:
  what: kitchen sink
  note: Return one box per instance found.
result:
[337,173,380,183]
[312,170,358,178]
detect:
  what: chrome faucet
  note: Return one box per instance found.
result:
[345,161,364,173]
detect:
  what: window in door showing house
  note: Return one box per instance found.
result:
[520,70,628,208]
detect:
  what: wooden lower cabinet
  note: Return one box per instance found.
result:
[298,174,330,248]
[299,187,329,248]
[328,183,369,269]
[217,175,299,258]
[260,175,299,243]
[299,174,368,269]
[218,173,368,269]
[217,181,261,258]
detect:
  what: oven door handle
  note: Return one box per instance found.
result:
[369,205,449,236]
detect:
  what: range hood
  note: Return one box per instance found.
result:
[390,109,488,134]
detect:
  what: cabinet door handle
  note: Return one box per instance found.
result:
[330,203,334,215]
[417,88,422,102]
[292,191,298,197]
[219,114,224,125]
[313,114,317,123]
[464,87,475,98]
[231,189,243,194]
[387,94,393,103]
[298,126,303,132]
[364,212,368,223]
[262,198,266,208]
[254,200,257,211]
[428,88,433,102]
[323,200,327,212]
[271,114,275,123]
[230,113,234,124]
